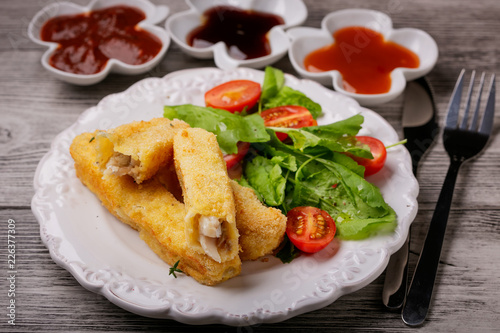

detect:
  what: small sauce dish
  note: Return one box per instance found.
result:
[287,9,439,105]
[28,0,170,85]
[166,0,307,70]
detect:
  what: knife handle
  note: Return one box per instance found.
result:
[382,232,410,309]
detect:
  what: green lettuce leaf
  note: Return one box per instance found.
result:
[259,66,322,118]
[244,155,286,206]
[263,86,322,119]
[259,66,285,107]
[164,104,270,154]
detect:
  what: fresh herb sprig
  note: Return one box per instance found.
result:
[169,260,184,278]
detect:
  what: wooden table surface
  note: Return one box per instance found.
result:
[1,0,499,332]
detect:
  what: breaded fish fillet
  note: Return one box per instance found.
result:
[94,118,189,184]
[173,128,239,263]
[155,168,287,261]
[70,132,241,286]
[231,181,287,261]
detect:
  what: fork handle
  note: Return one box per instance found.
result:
[402,158,463,326]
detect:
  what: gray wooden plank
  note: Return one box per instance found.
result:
[1,0,499,331]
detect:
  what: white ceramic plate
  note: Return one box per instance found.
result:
[32,67,418,326]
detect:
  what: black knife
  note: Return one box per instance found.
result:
[382,77,438,309]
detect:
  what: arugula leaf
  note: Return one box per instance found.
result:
[164,104,269,154]
[304,113,365,137]
[268,127,322,151]
[319,158,390,210]
[267,114,372,158]
[330,152,366,178]
[244,155,286,206]
[291,155,397,239]
[275,235,301,263]
[335,211,397,240]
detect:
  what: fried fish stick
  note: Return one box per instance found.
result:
[94,118,189,184]
[173,128,239,263]
[155,168,287,261]
[231,181,287,261]
[70,132,241,286]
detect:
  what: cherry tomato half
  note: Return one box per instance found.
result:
[286,206,336,253]
[348,136,387,177]
[223,142,251,170]
[260,105,317,141]
[205,80,261,113]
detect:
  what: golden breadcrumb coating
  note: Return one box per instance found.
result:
[95,118,189,184]
[70,131,241,286]
[155,168,287,261]
[173,128,239,263]
[231,181,287,261]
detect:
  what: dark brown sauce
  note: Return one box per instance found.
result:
[304,26,419,94]
[40,5,162,75]
[186,5,284,60]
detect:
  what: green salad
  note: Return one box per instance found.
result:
[164,67,397,249]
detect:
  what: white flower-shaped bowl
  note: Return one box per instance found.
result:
[166,0,307,70]
[28,0,170,85]
[287,9,439,106]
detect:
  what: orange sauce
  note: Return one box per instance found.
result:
[304,26,419,94]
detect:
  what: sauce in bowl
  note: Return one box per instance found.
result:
[304,26,419,94]
[186,5,284,60]
[40,5,162,75]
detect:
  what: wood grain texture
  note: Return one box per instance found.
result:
[1,0,499,331]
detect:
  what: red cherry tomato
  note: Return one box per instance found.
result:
[286,206,336,253]
[349,136,387,177]
[223,142,251,170]
[205,80,261,113]
[260,105,317,141]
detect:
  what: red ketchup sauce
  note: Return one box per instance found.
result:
[304,26,420,94]
[186,5,284,60]
[40,6,162,75]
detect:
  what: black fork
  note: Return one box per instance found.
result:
[402,69,496,326]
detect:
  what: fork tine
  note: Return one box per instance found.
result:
[446,69,466,128]
[460,70,476,129]
[478,74,496,135]
[469,72,486,130]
